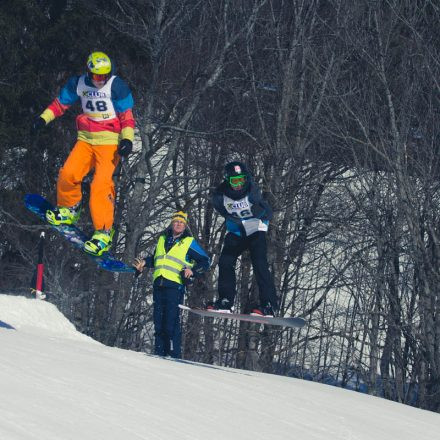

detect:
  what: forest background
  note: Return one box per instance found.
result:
[1,0,440,412]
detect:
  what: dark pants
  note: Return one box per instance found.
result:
[153,285,184,358]
[218,231,278,309]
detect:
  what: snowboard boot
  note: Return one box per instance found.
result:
[250,303,276,317]
[84,228,115,256]
[46,204,81,226]
[206,298,233,313]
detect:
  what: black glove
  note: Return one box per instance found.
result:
[251,204,266,218]
[118,139,132,157]
[180,269,195,286]
[31,117,46,134]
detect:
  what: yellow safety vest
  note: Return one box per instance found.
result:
[153,235,195,284]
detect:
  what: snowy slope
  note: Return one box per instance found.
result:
[0,294,439,440]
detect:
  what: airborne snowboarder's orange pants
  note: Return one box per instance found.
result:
[57,140,119,230]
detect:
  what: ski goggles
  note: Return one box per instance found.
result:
[90,73,110,82]
[229,174,246,187]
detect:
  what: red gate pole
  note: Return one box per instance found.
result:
[34,231,46,300]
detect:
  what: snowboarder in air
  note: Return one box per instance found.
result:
[133,211,211,358]
[208,161,279,316]
[32,51,135,256]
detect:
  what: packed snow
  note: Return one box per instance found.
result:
[0,294,439,440]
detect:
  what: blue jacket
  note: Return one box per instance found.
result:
[58,75,134,113]
[212,179,273,237]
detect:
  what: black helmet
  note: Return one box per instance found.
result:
[224,161,249,189]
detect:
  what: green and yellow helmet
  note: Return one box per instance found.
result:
[86,51,112,75]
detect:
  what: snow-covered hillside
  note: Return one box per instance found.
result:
[0,294,438,440]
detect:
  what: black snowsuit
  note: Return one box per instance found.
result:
[211,179,278,311]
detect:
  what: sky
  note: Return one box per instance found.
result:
[0,294,439,440]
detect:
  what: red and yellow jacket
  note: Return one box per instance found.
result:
[40,74,135,145]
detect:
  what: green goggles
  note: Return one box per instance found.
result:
[229,174,246,187]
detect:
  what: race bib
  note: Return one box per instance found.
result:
[77,75,117,121]
[223,195,268,235]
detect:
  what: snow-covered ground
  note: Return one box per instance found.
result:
[0,294,439,440]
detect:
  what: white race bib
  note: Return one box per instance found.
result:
[77,75,117,121]
[224,195,253,219]
[223,195,268,235]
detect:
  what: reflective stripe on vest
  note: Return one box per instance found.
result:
[153,235,194,284]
